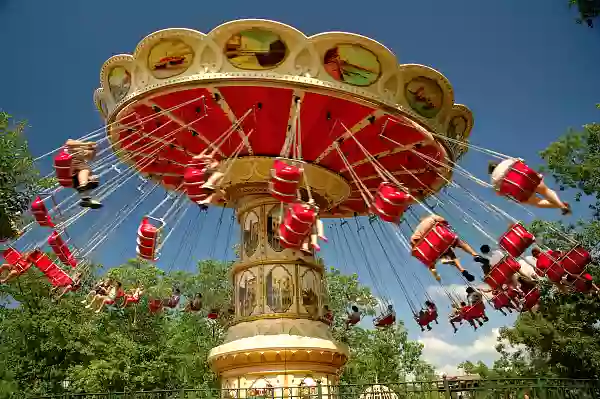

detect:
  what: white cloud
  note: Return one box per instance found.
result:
[419,328,502,376]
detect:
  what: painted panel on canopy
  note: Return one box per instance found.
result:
[225,28,288,70]
[394,169,440,191]
[158,145,190,166]
[298,92,373,161]
[218,86,294,156]
[339,160,377,182]
[323,44,382,87]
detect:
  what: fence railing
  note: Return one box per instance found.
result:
[31,378,600,399]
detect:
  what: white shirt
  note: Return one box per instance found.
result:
[488,249,505,267]
[467,291,482,305]
[518,256,538,280]
[491,158,517,189]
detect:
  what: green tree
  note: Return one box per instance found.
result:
[324,267,435,384]
[467,105,600,380]
[0,112,55,241]
[569,0,600,27]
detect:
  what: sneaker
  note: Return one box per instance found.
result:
[461,270,475,282]
[427,325,432,331]
[561,202,572,216]
[79,198,103,209]
[197,204,209,211]
[431,271,442,281]
[483,316,489,322]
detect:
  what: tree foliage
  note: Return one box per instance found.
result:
[464,106,600,379]
[0,261,435,396]
[0,112,55,241]
[569,0,600,27]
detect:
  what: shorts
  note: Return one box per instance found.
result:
[71,159,90,172]
[441,248,457,260]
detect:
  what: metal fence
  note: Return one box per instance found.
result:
[31,378,600,399]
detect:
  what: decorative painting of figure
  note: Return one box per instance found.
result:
[301,269,320,316]
[243,211,260,258]
[447,115,468,156]
[148,39,194,79]
[298,377,319,399]
[267,205,284,252]
[225,29,287,70]
[248,378,274,399]
[405,76,444,118]
[238,270,257,317]
[266,265,294,313]
[107,67,131,103]
[323,44,381,87]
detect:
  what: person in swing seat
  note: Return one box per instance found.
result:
[465,286,489,325]
[488,160,570,215]
[185,293,203,312]
[345,305,361,328]
[0,253,30,284]
[53,271,83,299]
[425,300,438,322]
[87,281,123,313]
[65,139,102,209]
[449,303,464,333]
[192,150,225,209]
[300,201,327,254]
[81,278,110,305]
[410,214,485,282]
[164,288,181,309]
[376,304,396,326]
[122,285,144,308]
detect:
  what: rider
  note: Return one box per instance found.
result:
[122,285,144,308]
[488,160,570,215]
[185,293,203,312]
[448,303,464,333]
[191,149,225,209]
[65,139,102,209]
[300,201,327,253]
[345,305,361,328]
[410,214,484,282]
[54,271,83,299]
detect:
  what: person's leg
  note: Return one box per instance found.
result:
[0,264,12,274]
[429,267,441,281]
[315,219,327,241]
[455,240,479,257]
[310,232,321,252]
[535,180,568,210]
[0,270,19,284]
[77,169,91,188]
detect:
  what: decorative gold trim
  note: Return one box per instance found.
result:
[232,258,324,275]
[231,312,322,325]
[210,348,348,375]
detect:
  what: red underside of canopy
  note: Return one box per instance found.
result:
[114,86,446,214]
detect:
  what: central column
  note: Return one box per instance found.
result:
[208,194,348,398]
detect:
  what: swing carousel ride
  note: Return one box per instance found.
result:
[2,19,597,394]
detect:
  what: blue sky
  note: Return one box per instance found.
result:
[1,0,599,375]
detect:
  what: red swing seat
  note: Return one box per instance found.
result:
[183,163,210,203]
[207,310,219,319]
[521,288,541,311]
[270,159,303,203]
[2,248,33,275]
[573,274,594,293]
[491,288,518,310]
[374,312,395,328]
[411,221,458,267]
[560,246,591,275]
[136,217,163,261]
[279,202,317,249]
[104,289,125,306]
[499,223,535,257]
[30,197,55,228]
[495,159,542,203]
[27,249,72,287]
[483,254,521,289]
[48,231,77,268]
[149,299,163,314]
[416,310,436,327]
[461,302,486,321]
[535,250,566,283]
[54,148,74,188]
[371,182,411,223]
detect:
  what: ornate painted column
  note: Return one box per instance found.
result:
[208,158,350,398]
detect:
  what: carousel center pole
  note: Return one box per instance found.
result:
[208,177,348,396]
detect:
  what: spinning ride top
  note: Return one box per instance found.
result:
[95,19,474,394]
